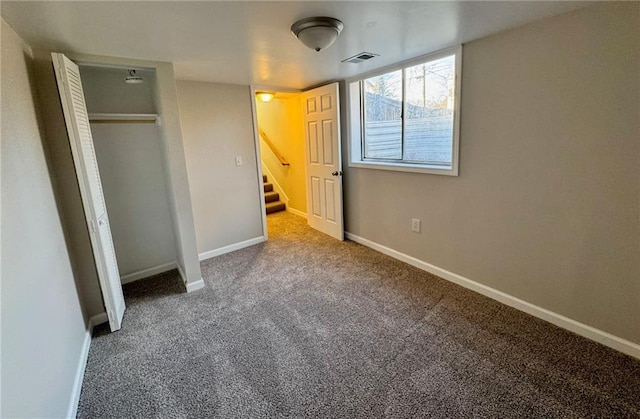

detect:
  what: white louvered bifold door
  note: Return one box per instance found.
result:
[301,82,344,240]
[52,53,125,331]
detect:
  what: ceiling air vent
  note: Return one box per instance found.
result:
[342,52,379,64]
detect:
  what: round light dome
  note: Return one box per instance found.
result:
[291,17,344,52]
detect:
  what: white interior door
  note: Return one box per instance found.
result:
[302,82,344,240]
[52,53,125,331]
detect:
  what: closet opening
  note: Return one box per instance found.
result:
[79,64,180,288]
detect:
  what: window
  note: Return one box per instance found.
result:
[348,46,461,175]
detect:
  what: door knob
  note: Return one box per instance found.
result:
[331,171,343,176]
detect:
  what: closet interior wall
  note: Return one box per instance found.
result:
[79,65,178,281]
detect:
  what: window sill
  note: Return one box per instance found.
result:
[348,160,458,176]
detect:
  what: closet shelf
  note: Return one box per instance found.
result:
[88,113,160,125]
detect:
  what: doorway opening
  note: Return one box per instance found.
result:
[253,83,345,241]
[254,91,308,224]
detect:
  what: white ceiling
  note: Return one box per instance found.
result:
[1,1,592,90]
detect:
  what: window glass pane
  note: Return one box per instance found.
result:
[363,70,402,160]
[404,55,455,164]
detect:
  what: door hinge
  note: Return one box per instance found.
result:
[90,219,97,233]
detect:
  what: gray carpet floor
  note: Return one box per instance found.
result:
[78,211,640,418]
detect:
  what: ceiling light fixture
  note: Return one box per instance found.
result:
[125,69,144,84]
[291,17,344,52]
[256,92,275,103]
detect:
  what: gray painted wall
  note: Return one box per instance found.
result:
[343,3,640,344]
[1,19,88,417]
[92,123,178,277]
[80,66,177,278]
[177,81,264,255]
[80,66,156,114]
[144,59,203,287]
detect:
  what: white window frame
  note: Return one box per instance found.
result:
[347,45,462,176]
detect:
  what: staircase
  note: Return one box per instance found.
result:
[263,175,286,214]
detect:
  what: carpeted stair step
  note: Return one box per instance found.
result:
[264,191,280,203]
[262,175,286,214]
[265,201,286,214]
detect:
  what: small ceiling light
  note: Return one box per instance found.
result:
[256,92,275,103]
[125,69,144,84]
[291,17,344,52]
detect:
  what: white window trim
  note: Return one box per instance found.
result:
[346,45,462,176]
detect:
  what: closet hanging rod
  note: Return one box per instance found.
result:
[88,113,161,125]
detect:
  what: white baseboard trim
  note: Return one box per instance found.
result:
[287,207,307,219]
[186,278,206,293]
[120,261,177,284]
[345,232,640,360]
[199,236,265,261]
[175,263,205,292]
[67,331,91,419]
[66,312,107,418]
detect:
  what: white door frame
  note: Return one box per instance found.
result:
[249,85,269,240]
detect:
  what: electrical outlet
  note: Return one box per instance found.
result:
[235,156,243,166]
[411,218,421,233]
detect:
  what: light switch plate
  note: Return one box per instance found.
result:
[411,218,421,233]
